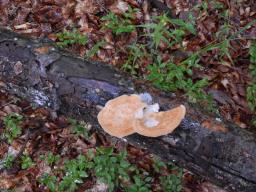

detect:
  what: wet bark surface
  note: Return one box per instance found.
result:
[0,27,256,192]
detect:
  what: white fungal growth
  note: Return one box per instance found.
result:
[134,108,144,119]
[135,94,159,121]
[144,103,159,115]
[144,118,159,128]
[134,99,159,120]
[139,93,152,104]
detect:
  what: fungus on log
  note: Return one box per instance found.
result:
[97,94,147,138]
[0,28,256,192]
[98,94,186,138]
[133,104,186,137]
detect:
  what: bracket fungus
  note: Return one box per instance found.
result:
[97,94,186,138]
[133,105,186,137]
[97,94,147,138]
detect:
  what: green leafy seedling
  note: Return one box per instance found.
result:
[140,14,171,48]
[162,163,182,192]
[249,41,256,78]
[126,175,150,192]
[93,147,132,192]
[247,84,256,112]
[147,58,189,92]
[212,1,225,10]
[160,173,182,192]
[147,56,214,109]
[69,118,89,139]
[152,156,167,173]
[40,155,93,192]
[21,154,35,169]
[101,8,137,35]
[3,154,15,169]
[247,42,256,112]
[3,113,23,143]
[183,78,209,102]
[219,39,233,64]
[85,40,106,59]
[169,18,196,35]
[140,14,196,48]
[56,30,88,48]
[39,173,58,192]
[40,152,60,166]
[153,158,183,192]
[58,155,93,192]
[122,43,146,75]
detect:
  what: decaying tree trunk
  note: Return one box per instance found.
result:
[0,27,256,192]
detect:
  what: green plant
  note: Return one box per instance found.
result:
[39,148,131,192]
[126,175,151,192]
[183,78,210,103]
[216,21,231,40]
[247,84,256,112]
[160,173,182,192]
[152,156,167,173]
[147,56,215,111]
[219,39,233,64]
[3,154,15,169]
[196,1,208,11]
[210,14,233,64]
[152,157,182,192]
[85,40,106,58]
[141,14,195,48]
[147,58,187,91]
[39,173,58,192]
[40,152,60,166]
[93,147,131,191]
[3,113,23,143]
[101,7,137,35]
[40,155,93,192]
[58,155,93,192]
[69,118,89,139]
[249,41,256,78]
[143,13,255,105]
[169,18,196,35]
[247,42,256,112]
[252,117,256,127]
[21,154,35,169]
[145,17,256,106]
[122,43,146,75]
[140,14,170,48]
[141,13,212,106]
[148,56,209,95]
[38,146,183,192]
[212,0,225,10]
[56,30,87,48]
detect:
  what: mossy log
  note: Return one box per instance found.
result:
[0,28,256,192]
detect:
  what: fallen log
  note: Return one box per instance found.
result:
[0,27,256,192]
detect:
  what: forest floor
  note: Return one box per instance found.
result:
[0,0,255,191]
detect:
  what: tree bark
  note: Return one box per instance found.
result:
[0,27,256,192]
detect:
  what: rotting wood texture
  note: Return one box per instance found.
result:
[0,27,256,192]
